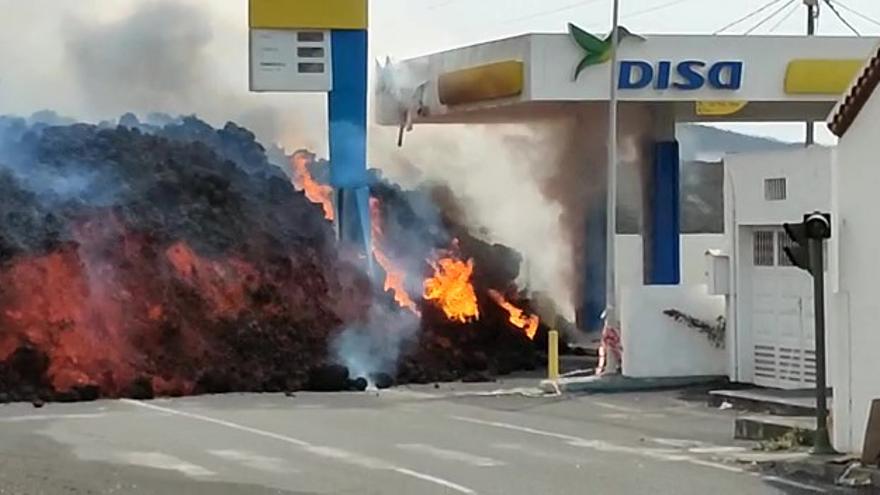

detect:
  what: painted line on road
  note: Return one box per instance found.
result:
[593,401,643,413]
[122,400,476,494]
[452,416,743,471]
[396,443,504,467]
[120,451,216,477]
[762,475,828,493]
[207,449,291,474]
[0,413,107,422]
[454,415,831,491]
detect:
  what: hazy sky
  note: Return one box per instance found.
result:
[1,0,880,146]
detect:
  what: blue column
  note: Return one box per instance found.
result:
[328,29,370,255]
[649,140,681,285]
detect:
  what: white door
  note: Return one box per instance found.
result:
[747,228,817,389]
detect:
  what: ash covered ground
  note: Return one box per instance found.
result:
[0,115,547,403]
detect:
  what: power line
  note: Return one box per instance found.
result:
[769,0,802,32]
[745,0,797,34]
[502,0,606,25]
[834,0,880,28]
[714,0,788,35]
[824,0,861,35]
[624,0,698,20]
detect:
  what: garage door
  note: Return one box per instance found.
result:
[749,229,817,389]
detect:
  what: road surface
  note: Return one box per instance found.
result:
[0,381,844,494]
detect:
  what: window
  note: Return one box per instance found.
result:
[764,177,787,201]
[297,31,325,43]
[298,62,325,74]
[778,232,797,266]
[297,47,325,59]
[753,231,775,266]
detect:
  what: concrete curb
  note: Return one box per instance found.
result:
[762,455,880,490]
[539,374,726,394]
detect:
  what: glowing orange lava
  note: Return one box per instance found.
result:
[423,256,480,323]
[290,150,335,221]
[369,197,420,315]
[487,289,540,340]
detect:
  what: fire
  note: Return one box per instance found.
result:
[423,256,480,323]
[369,197,420,315]
[290,150,335,221]
[488,289,540,340]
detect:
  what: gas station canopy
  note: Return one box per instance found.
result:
[376,30,878,125]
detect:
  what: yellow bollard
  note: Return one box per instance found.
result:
[548,330,560,380]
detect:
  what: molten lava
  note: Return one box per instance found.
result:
[369,197,420,315]
[423,256,480,323]
[290,150,335,221]
[487,290,540,340]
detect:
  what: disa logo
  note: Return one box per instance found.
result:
[569,23,744,91]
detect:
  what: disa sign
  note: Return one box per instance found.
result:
[618,60,744,91]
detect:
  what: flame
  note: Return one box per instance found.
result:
[423,256,480,323]
[488,290,539,340]
[290,150,335,221]
[369,197,420,315]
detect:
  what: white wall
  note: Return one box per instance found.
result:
[831,84,880,454]
[724,147,832,384]
[621,285,726,378]
[682,234,725,285]
[725,147,832,227]
[616,233,725,293]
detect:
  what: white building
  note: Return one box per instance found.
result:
[722,148,831,388]
[828,46,880,455]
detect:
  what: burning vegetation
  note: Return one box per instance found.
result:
[0,114,547,403]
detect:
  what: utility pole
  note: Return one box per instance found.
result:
[602,0,621,374]
[805,0,819,146]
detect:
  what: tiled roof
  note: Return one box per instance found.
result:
[829,46,880,137]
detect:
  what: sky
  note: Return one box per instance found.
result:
[2,0,880,148]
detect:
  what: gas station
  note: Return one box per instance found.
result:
[246,0,878,380]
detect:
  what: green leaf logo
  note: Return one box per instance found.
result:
[569,23,645,82]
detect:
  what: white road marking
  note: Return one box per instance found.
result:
[650,438,707,449]
[207,449,290,473]
[397,443,504,467]
[468,417,830,493]
[120,452,215,477]
[491,442,590,466]
[688,446,748,454]
[762,475,828,493]
[123,400,476,494]
[452,416,758,476]
[393,467,477,494]
[0,413,107,422]
[593,401,643,413]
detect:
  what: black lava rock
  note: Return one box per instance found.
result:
[306,364,350,392]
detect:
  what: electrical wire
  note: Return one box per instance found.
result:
[502,0,606,25]
[824,0,861,35]
[769,0,802,32]
[745,0,797,34]
[833,0,880,28]
[714,0,788,34]
[623,0,699,20]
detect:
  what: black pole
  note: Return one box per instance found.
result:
[810,236,835,454]
[806,1,817,146]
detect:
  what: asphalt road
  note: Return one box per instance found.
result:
[0,381,847,494]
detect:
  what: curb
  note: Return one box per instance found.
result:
[539,374,726,394]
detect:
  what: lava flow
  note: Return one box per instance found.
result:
[423,255,480,323]
[290,150,335,221]
[488,289,540,340]
[369,197,420,315]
